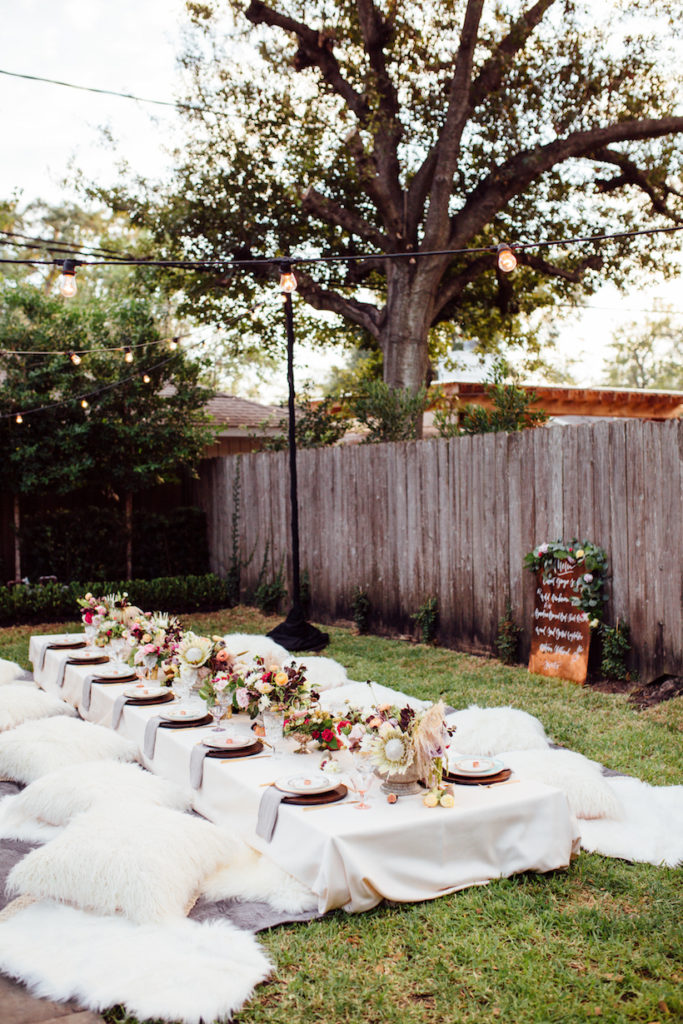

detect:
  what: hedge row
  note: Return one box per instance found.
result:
[0,573,235,627]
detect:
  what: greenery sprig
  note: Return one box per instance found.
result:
[524,539,608,621]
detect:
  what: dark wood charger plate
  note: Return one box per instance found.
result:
[159,713,213,730]
[444,768,512,787]
[204,739,264,759]
[125,691,175,707]
[49,641,86,650]
[93,672,138,684]
[67,655,110,666]
[281,783,348,806]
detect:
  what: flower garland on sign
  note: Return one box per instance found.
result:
[523,539,608,623]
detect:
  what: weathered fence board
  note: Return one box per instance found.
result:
[196,420,682,682]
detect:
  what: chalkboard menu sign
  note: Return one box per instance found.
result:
[528,560,591,684]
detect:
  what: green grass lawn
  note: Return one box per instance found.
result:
[3,608,682,1024]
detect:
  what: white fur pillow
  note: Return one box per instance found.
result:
[0,684,77,732]
[321,681,428,715]
[222,633,289,667]
[445,704,550,755]
[503,748,624,820]
[0,658,31,685]
[0,715,138,784]
[287,656,349,692]
[7,803,238,923]
[1,761,190,835]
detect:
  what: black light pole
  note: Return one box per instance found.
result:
[267,264,329,652]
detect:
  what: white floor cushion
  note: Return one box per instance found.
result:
[579,776,683,867]
[320,681,429,715]
[0,658,31,685]
[222,633,290,667]
[202,845,318,914]
[287,655,349,692]
[0,761,190,840]
[445,704,550,755]
[502,748,624,820]
[7,803,239,923]
[0,684,77,732]
[0,716,138,784]
[0,898,271,1024]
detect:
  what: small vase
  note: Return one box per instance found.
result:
[379,761,424,796]
[292,732,312,755]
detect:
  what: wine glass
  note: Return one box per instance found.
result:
[208,700,225,733]
[262,710,285,760]
[109,636,125,667]
[350,752,375,810]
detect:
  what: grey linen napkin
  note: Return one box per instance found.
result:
[143,716,164,759]
[55,655,70,688]
[256,786,287,842]
[189,744,211,790]
[81,674,99,711]
[111,694,129,729]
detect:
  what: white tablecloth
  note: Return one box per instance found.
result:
[29,634,581,914]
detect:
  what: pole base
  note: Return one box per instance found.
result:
[267,605,330,652]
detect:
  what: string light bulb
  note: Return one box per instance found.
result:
[279,264,297,294]
[123,346,134,363]
[168,337,179,350]
[15,413,23,424]
[496,243,518,273]
[142,373,151,384]
[69,351,82,365]
[80,399,89,409]
[59,259,79,298]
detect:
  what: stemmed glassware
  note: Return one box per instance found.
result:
[350,751,375,810]
[262,709,285,760]
[109,636,125,668]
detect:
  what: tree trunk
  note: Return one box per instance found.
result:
[13,494,21,582]
[125,492,133,580]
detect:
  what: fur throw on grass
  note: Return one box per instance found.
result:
[502,748,624,820]
[286,655,349,692]
[579,776,683,867]
[0,684,77,733]
[0,716,138,784]
[320,680,429,715]
[0,658,32,685]
[7,802,239,924]
[222,632,290,667]
[0,762,190,842]
[445,704,550,755]
[0,898,272,1024]
[202,845,318,914]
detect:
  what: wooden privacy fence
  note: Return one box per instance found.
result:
[195,419,682,683]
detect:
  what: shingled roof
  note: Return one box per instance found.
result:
[205,393,283,436]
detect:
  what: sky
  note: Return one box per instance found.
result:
[1,0,681,400]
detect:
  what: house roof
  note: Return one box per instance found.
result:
[437,381,683,421]
[205,393,283,436]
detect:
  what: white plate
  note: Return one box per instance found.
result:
[202,732,254,750]
[92,668,137,682]
[450,757,505,776]
[159,706,207,723]
[274,773,337,796]
[68,651,109,662]
[49,637,86,647]
[123,685,168,700]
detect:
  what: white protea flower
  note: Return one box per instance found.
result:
[367,724,415,775]
[176,632,213,670]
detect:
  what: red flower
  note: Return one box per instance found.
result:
[321,728,334,742]
[337,719,351,734]
[311,730,320,739]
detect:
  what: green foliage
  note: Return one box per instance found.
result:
[600,621,635,681]
[348,381,430,443]
[260,392,353,450]
[435,360,548,437]
[495,601,522,665]
[0,574,232,626]
[351,587,371,634]
[412,596,439,644]
[524,539,609,620]
[224,460,255,607]
[604,316,683,391]
[252,542,287,614]
[17,505,209,582]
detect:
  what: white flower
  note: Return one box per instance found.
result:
[368,726,415,775]
[258,695,271,711]
[176,632,213,669]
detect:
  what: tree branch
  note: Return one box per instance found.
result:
[294,269,382,338]
[245,0,366,117]
[449,116,683,247]
[590,147,683,222]
[519,251,603,281]
[301,186,390,248]
[432,254,493,321]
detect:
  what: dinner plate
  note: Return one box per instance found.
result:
[68,651,109,663]
[123,684,168,700]
[92,668,138,682]
[48,637,86,648]
[159,706,208,723]
[274,773,338,796]
[450,757,506,776]
[202,731,255,750]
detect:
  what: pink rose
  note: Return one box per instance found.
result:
[583,573,593,583]
[235,687,250,709]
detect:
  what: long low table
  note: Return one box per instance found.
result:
[29,634,581,914]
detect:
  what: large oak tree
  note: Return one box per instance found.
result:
[112,0,683,395]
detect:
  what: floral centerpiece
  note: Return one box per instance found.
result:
[283,708,346,752]
[359,701,450,796]
[198,657,316,720]
[524,539,608,624]
[125,612,184,681]
[169,632,231,701]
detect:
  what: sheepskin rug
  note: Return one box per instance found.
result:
[0,898,272,1024]
[501,748,624,820]
[7,802,238,923]
[202,845,318,914]
[0,761,191,841]
[0,658,32,685]
[320,680,429,715]
[287,655,349,691]
[0,715,138,784]
[0,684,77,732]
[222,632,290,667]
[445,704,550,754]
[579,776,683,867]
